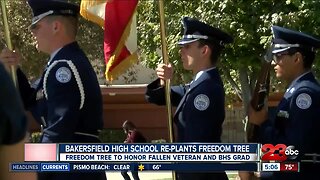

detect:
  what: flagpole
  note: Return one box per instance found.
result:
[158,1,176,180]
[1,0,17,87]
[158,0,174,145]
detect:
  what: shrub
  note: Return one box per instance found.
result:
[30,132,41,143]
[30,129,126,143]
[99,129,126,143]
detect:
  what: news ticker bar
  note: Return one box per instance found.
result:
[11,162,300,172]
[11,162,258,172]
[261,162,299,172]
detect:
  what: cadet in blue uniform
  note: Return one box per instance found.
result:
[0,62,26,145]
[249,26,320,180]
[0,0,106,180]
[145,17,232,180]
[0,62,31,180]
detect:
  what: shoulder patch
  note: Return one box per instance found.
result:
[296,93,312,109]
[55,67,71,83]
[194,94,210,111]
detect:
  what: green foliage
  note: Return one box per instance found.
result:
[30,129,126,143]
[30,132,41,143]
[99,129,126,143]
[137,0,320,105]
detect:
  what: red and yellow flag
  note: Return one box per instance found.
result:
[80,0,138,81]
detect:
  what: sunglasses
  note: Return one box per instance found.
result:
[29,23,40,31]
[272,52,294,63]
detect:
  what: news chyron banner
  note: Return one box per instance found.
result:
[11,143,260,172]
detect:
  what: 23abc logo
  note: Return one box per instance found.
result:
[261,144,299,161]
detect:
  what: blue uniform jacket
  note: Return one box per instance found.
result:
[17,42,103,143]
[0,63,26,144]
[146,68,225,143]
[259,72,320,180]
[146,68,228,180]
